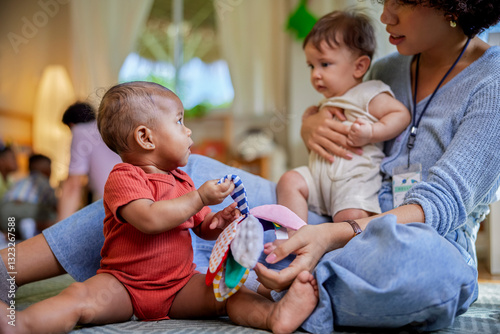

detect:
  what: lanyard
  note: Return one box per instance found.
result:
[407,38,471,167]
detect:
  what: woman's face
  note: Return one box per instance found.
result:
[380,0,449,56]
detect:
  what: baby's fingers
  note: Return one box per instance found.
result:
[209,217,219,229]
[219,179,235,195]
[222,203,239,217]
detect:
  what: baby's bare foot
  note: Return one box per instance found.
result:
[269,271,318,334]
[0,300,18,334]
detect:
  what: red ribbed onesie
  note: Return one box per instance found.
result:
[97,163,210,320]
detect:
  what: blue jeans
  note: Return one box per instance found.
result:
[43,154,477,333]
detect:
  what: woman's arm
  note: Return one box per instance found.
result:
[403,80,500,235]
[301,106,361,163]
[255,204,424,290]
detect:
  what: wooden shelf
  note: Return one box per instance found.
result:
[227,155,270,179]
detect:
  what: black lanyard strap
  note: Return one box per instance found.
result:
[406,38,471,167]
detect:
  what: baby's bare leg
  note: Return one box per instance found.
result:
[171,273,318,333]
[170,274,274,328]
[277,170,310,223]
[333,208,370,223]
[0,273,133,334]
[169,274,227,318]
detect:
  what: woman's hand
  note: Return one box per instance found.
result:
[254,223,339,291]
[301,106,362,162]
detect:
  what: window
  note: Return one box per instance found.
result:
[119,0,234,116]
[479,23,500,45]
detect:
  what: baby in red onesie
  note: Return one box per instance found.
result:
[6,81,318,334]
[97,164,211,320]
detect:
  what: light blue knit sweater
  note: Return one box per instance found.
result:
[368,46,500,264]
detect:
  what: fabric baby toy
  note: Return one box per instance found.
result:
[205,174,306,301]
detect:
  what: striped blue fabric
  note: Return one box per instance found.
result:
[218,174,249,215]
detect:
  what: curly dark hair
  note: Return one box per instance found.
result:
[378,0,500,37]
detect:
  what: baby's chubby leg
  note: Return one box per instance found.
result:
[170,272,318,333]
[333,208,371,223]
[276,170,310,223]
[0,273,133,334]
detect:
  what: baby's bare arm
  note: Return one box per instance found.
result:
[119,179,233,234]
[359,92,411,145]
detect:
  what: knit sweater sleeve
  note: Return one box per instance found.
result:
[369,48,500,235]
[405,77,500,234]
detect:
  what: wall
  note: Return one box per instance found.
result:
[0,0,73,145]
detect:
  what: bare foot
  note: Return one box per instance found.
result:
[0,300,18,334]
[268,271,318,334]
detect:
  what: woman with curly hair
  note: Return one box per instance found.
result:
[1,0,499,332]
[256,0,500,332]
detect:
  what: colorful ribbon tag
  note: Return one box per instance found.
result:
[218,174,249,215]
[206,174,258,300]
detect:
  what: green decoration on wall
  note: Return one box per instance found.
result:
[286,0,318,40]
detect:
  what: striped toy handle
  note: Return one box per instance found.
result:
[217,174,249,215]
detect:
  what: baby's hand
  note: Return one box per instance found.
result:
[209,202,240,230]
[197,178,235,206]
[347,118,372,147]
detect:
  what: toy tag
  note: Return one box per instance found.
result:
[392,163,422,208]
[275,228,289,240]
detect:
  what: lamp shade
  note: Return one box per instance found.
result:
[33,65,75,186]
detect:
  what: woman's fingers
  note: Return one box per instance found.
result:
[255,230,315,291]
[302,109,362,160]
[264,232,307,264]
[255,242,321,291]
[302,105,319,120]
[263,240,285,255]
[313,122,358,160]
[254,262,298,291]
[255,224,336,290]
[323,106,347,121]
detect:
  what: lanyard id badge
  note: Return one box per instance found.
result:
[392,163,422,208]
[391,39,470,209]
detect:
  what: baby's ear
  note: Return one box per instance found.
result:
[134,125,155,150]
[353,55,371,79]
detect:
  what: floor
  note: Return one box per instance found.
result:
[478,257,500,283]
